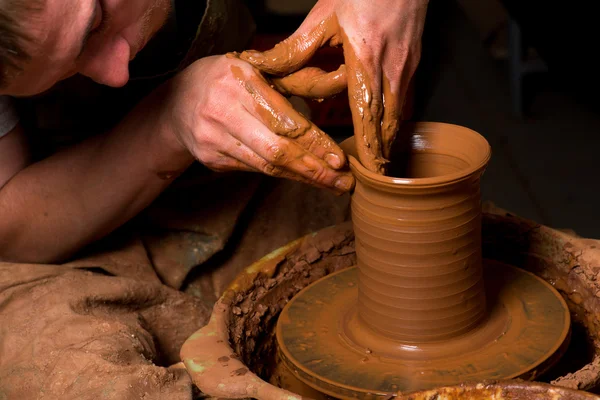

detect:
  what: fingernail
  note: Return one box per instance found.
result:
[334,175,354,192]
[324,153,342,169]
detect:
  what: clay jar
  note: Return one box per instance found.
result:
[341,122,491,343]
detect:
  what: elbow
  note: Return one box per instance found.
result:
[0,228,71,265]
[0,249,69,265]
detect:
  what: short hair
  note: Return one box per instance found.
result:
[0,0,43,88]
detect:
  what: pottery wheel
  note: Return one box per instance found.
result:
[276,260,571,399]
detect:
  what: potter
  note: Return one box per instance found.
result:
[0,0,428,398]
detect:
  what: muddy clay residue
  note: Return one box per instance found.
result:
[397,380,600,400]
[181,207,600,399]
[180,223,356,399]
[346,122,491,342]
[273,124,570,396]
[226,54,354,194]
[482,203,600,392]
[277,261,570,394]
[271,65,347,100]
[240,16,395,175]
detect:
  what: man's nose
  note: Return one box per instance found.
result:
[78,35,131,88]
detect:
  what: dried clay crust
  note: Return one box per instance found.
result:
[181,203,600,399]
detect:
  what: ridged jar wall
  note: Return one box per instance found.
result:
[348,122,491,343]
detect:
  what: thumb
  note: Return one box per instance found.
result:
[240,15,340,76]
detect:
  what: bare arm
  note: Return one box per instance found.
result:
[0,124,30,190]
[0,87,194,263]
[0,55,354,263]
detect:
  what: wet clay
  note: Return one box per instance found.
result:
[180,223,357,399]
[271,65,347,100]
[226,55,354,192]
[272,124,570,396]
[346,122,492,342]
[277,263,570,394]
[181,213,600,400]
[240,16,394,175]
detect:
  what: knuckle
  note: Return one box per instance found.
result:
[265,141,290,165]
[303,136,319,154]
[309,165,331,184]
[304,133,329,157]
[287,120,311,139]
[370,99,383,119]
[297,120,312,136]
[263,163,283,177]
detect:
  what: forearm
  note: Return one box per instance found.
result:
[0,87,194,263]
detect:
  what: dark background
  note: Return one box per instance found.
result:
[247,0,600,238]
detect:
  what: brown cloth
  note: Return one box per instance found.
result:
[0,263,207,400]
[0,178,349,399]
[0,0,351,398]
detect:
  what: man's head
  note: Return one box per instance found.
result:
[0,0,171,97]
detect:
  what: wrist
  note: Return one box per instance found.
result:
[139,82,196,180]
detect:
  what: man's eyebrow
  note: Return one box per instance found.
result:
[77,3,98,59]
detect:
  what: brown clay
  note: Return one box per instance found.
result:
[226,55,354,192]
[273,123,570,396]
[381,74,400,160]
[277,262,571,395]
[180,214,600,400]
[348,122,491,341]
[240,17,391,175]
[335,28,387,175]
[181,224,357,400]
[271,65,347,100]
[240,16,343,76]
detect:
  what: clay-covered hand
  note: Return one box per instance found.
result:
[162,54,355,193]
[240,0,429,174]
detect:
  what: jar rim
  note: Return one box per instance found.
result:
[341,122,492,188]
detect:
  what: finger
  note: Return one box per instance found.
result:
[232,113,355,193]
[200,136,327,190]
[240,15,340,76]
[243,71,348,170]
[381,41,422,159]
[222,124,352,194]
[381,74,400,160]
[271,65,347,99]
[343,39,386,174]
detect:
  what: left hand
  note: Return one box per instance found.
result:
[241,0,429,174]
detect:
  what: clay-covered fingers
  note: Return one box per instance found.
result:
[271,65,347,99]
[240,15,340,76]
[381,75,400,160]
[201,126,351,193]
[380,41,423,160]
[243,71,347,170]
[235,115,355,193]
[344,44,387,175]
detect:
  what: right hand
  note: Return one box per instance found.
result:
[162,54,355,194]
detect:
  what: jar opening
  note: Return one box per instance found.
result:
[340,122,491,187]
